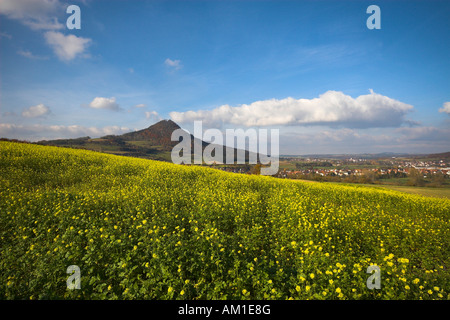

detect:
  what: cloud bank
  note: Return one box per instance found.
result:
[280,126,450,154]
[170,90,413,128]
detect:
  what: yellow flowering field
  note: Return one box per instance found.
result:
[0,141,449,300]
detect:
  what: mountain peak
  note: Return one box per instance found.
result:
[120,119,182,147]
[149,119,180,131]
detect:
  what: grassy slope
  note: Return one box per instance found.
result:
[1,142,449,300]
[378,185,450,199]
[299,180,450,199]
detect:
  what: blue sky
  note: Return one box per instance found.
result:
[1,0,449,154]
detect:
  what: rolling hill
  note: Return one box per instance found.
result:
[36,119,260,164]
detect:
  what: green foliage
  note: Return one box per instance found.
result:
[1,142,449,300]
[408,168,425,187]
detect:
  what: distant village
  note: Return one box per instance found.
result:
[279,158,450,178]
[212,156,450,186]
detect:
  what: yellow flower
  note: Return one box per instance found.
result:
[242,289,247,295]
[405,285,410,290]
[168,287,173,293]
[305,286,311,292]
[329,279,334,285]
[268,280,272,284]
[295,285,301,292]
[434,287,440,291]
[180,290,185,296]
[413,278,420,284]
[336,288,341,293]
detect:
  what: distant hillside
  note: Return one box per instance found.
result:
[423,152,450,160]
[120,119,182,148]
[36,119,260,164]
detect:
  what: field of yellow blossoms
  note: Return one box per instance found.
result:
[1,141,449,300]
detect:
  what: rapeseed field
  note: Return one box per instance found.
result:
[1,141,448,299]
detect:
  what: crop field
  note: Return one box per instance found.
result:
[298,180,450,200]
[0,141,449,300]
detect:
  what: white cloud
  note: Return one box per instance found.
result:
[0,123,131,141]
[170,90,413,128]
[165,58,182,70]
[145,111,161,122]
[1,1,92,62]
[44,31,91,61]
[0,0,64,31]
[17,49,48,60]
[438,102,450,115]
[88,97,121,111]
[135,104,146,108]
[21,104,50,118]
